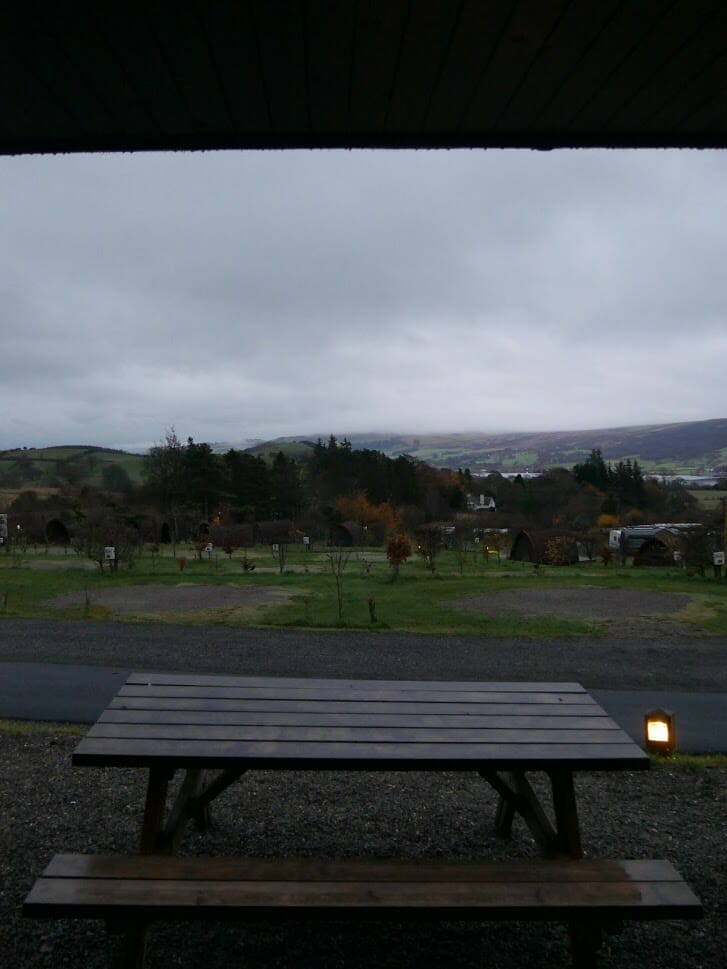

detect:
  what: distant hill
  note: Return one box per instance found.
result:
[2,420,725,507]
[255,419,727,474]
[0,445,145,502]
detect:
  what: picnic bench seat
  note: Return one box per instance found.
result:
[23,853,702,969]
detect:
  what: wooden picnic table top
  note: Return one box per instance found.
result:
[72,673,648,773]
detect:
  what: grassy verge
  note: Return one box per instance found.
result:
[650,752,727,769]
[0,719,83,737]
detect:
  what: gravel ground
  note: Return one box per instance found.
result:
[44,584,292,616]
[448,588,693,621]
[1,610,725,968]
[2,727,724,969]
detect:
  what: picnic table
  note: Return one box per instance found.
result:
[25,673,702,968]
[71,672,648,857]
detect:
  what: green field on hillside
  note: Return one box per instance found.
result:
[0,445,145,498]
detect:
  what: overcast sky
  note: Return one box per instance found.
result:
[1,148,725,452]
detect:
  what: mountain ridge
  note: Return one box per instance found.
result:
[2,419,725,482]
[249,418,727,474]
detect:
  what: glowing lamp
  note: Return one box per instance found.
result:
[644,708,675,755]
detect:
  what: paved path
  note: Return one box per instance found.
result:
[1,660,725,754]
[0,661,130,723]
[1,618,725,752]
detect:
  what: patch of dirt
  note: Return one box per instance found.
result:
[447,587,693,629]
[45,583,292,616]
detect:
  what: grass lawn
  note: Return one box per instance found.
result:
[1,543,727,636]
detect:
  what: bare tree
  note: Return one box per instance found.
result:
[415,523,443,573]
[72,520,140,571]
[142,428,185,556]
[451,520,476,575]
[272,540,289,574]
[327,547,351,622]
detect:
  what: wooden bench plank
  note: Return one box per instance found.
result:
[24,855,701,969]
[24,855,703,920]
[25,875,703,917]
[38,853,693,883]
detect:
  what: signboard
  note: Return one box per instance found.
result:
[713,551,725,566]
[104,546,116,561]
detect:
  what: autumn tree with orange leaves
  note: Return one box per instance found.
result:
[386,533,412,579]
[334,491,400,542]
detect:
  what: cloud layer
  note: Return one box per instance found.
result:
[1,148,725,449]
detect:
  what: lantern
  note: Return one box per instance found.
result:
[644,708,675,756]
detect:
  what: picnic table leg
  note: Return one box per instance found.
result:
[481,771,557,851]
[494,789,517,837]
[139,767,248,853]
[548,769,583,859]
[161,769,209,852]
[482,770,583,858]
[192,766,247,814]
[480,771,517,837]
[139,767,174,854]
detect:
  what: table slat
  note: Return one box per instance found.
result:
[73,735,646,769]
[87,723,623,744]
[124,673,588,693]
[118,685,596,704]
[99,710,620,730]
[110,697,601,715]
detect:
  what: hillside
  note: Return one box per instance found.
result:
[1,420,725,506]
[0,445,145,501]
[259,419,727,474]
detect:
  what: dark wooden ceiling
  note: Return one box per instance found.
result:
[3,1,727,155]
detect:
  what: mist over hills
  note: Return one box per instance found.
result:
[250,418,727,474]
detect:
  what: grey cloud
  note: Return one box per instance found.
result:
[1,148,726,449]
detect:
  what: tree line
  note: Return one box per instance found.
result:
[4,433,719,557]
